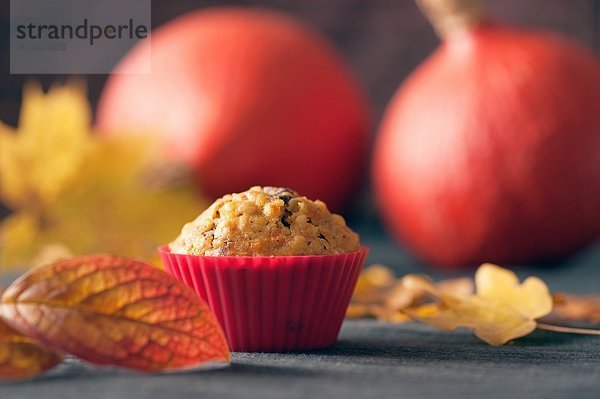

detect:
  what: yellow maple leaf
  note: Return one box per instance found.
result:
[0,82,91,212]
[48,136,206,265]
[0,82,206,269]
[403,263,553,345]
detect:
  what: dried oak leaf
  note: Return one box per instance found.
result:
[403,263,553,345]
[0,317,63,381]
[0,255,230,372]
[549,293,600,324]
[348,264,405,321]
[351,264,396,304]
[347,263,473,323]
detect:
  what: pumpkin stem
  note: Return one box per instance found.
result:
[416,0,486,38]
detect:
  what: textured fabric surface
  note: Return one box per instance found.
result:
[0,320,598,399]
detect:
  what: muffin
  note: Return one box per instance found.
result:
[169,186,360,256]
[159,186,367,352]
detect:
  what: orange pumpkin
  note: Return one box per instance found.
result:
[374,0,600,267]
[97,8,370,211]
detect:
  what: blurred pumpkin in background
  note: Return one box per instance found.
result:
[373,0,600,268]
[96,7,370,211]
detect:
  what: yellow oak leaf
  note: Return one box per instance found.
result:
[475,263,552,320]
[403,264,553,345]
[347,263,474,323]
[352,264,396,303]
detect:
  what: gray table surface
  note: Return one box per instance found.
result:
[1,320,598,399]
[1,233,600,398]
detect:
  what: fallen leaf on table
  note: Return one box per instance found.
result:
[435,277,475,297]
[0,255,230,372]
[549,293,600,324]
[349,264,600,342]
[403,263,553,345]
[352,264,396,304]
[0,82,206,269]
[347,263,473,323]
[0,317,63,381]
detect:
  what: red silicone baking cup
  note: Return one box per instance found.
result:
[158,246,368,352]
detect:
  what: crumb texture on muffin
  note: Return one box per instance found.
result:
[169,186,360,256]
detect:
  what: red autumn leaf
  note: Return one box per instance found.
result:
[0,317,63,380]
[0,255,230,372]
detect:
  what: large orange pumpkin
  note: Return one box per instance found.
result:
[373,0,600,267]
[96,8,370,211]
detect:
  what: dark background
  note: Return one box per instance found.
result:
[1,0,599,272]
[2,0,599,124]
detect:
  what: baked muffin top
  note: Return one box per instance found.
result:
[168,186,360,256]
